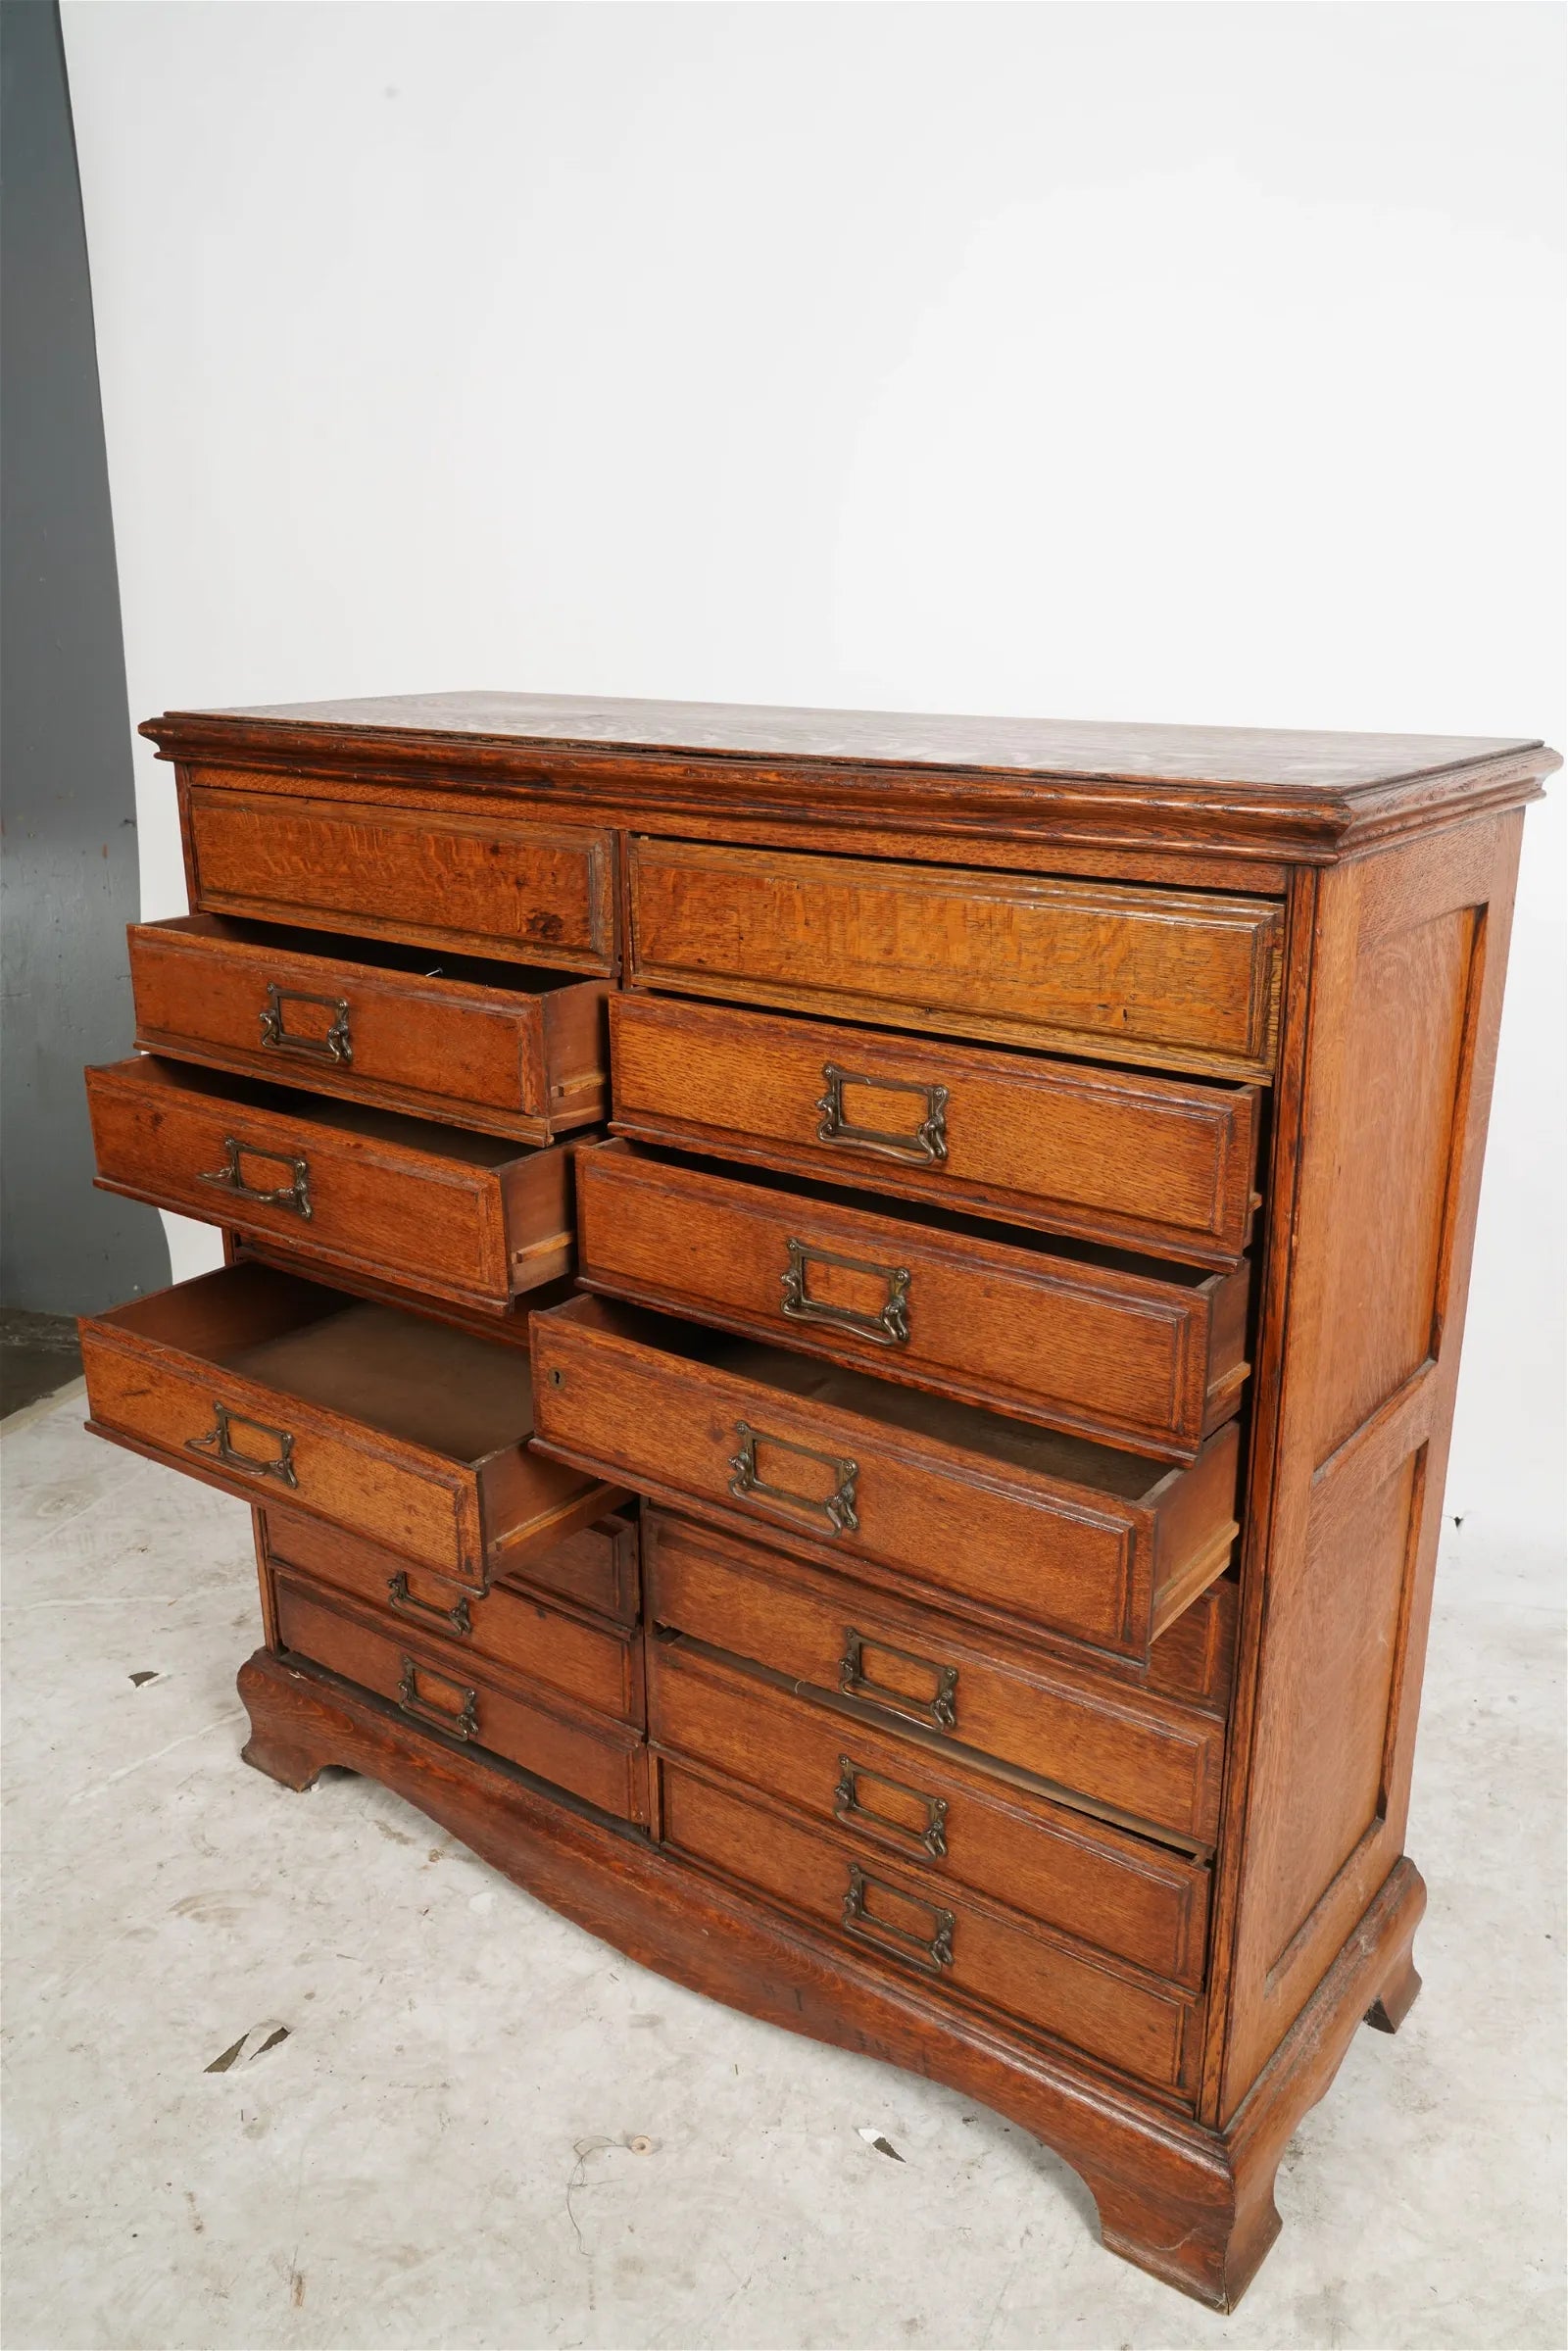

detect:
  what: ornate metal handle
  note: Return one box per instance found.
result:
[196,1136,313,1220]
[185,1401,298,1487]
[841,1862,955,1974]
[386,1573,472,1639]
[259,984,352,1065]
[397,1658,479,1741]
[834,1755,949,1860]
[728,1420,858,1536]
[780,1239,910,1347]
[816,1063,948,1165]
[839,1629,957,1732]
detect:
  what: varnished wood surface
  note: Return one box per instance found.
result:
[649,1636,1211,1985]
[86,1054,575,1313]
[642,1511,1227,1849]
[129,914,610,1142]
[531,1295,1241,1661]
[629,839,1284,1081]
[577,1142,1250,1460]
[609,995,1262,1266]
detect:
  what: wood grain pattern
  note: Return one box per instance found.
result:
[129,913,610,1141]
[577,1140,1250,1460]
[78,1262,610,1588]
[649,1636,1211,1984]
[642,1511,1226,1849]
[609,996,1260,1266]
[184,778,617,974]
[271,1576,648,1822]
[629,839,1284,1081]
[87,1054,575,1312]
[532,1295,1241,1661]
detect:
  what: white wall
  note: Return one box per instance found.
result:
[65,1,1564,1554]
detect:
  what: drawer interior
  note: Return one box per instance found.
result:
[542,1293,1190,1503]
[94,1264,539,1464]
[137,911,596,1002]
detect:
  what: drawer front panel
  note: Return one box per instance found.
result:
[530,1297,1240,1659]
[659,1762,1197,2092]
[610,997,1260,1266]
[129,916,609,1142]
[650,1639,1209,1984]
[644,1513,1225,1847]
[629,839,1282,1080]
[578,1144,1249,1460]
[88,1058,574,1310]
[261,1510,642,1724]
[185,778,616,974]
[274,1576,646,1822]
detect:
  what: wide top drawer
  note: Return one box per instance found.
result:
[79,1263,617,1590]
[629,839,1283,1081]
[128,914,609,1143]
[183,775,616,974]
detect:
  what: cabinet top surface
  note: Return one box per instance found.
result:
[153,689,1548,792]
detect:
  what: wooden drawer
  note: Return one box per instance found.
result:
[610,997,1260,1268]
[79,1262,619,1591]
[273,1575,647,1823]
[628,838,1283,1081]
[128,913,609,1143]
[643,1512,1226,1848]
[658,1761,1200,2094]
[86,1055,576,1315]
[578,1142,1250,1461]
[260,1509,643,1724]
[183,776,616,975]
[530,1296,1240,1660]
[649,1637,1210,1984]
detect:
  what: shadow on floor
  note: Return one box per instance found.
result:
[1,1308,83,1417]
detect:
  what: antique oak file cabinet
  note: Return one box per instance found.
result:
[81,695,1555,2310]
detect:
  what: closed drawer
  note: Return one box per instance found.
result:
[579,1142,1250,1461]
[260,1509,642,1724]
[87,1056,575,1314]
[649,1637,1210,1984]
[184,776,616,974]
[530,1297,1240,1661]
[129,914,609,1143]
[628,839,1283,1081]
[610,997,1260,1268]
[273,1575,647,1824]
[79,1262,619,1591]
[643,1511,1226,1848]
[658,1761,1200,2094]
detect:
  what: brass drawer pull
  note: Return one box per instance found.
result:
[397,1658,479,1741]
[386,1573,472,1639]
[186,1401,298,1488]
[839,1629,958,1732]
[780,1239,910,1347]
[816,1063,948,1165]
[841,1861,955,1974]
[834,1755,949,1860]
[728,1420,858,1536]
[197,1135,313,1220]
[259,983,353,1066]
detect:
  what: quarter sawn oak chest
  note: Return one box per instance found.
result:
[81,694,1557,2309]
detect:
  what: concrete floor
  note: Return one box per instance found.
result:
[3,1384,1563,2351]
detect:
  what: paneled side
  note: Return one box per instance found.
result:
[1215,812,1523,2119]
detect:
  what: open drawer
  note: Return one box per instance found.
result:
[530,1296,1241,1662]
[86,1055,580,1315]
[128,913,609,1143]
[79,1262,621,1590]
